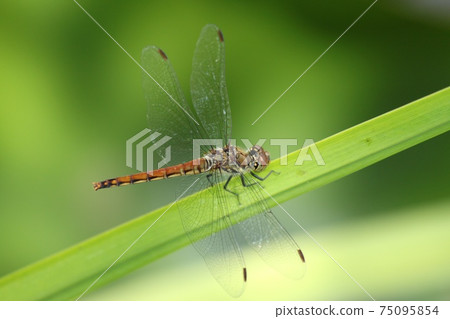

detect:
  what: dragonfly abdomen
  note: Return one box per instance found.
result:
[93,158,208,191]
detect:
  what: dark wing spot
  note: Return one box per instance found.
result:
[243,267,247,282]
[158,48,168,60]
[218,29,224,42]
[298,249,306,263]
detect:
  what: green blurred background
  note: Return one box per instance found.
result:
[0,0,449,300]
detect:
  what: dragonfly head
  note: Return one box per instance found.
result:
[248,145,270,172]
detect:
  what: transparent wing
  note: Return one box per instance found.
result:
[142,46,206,167]
[190,24,232,145]
[178,173,246,297]
[234,173,306,279]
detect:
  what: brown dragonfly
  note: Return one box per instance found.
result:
[94,24,305,297]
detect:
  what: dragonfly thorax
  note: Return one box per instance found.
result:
[204,145,270,174]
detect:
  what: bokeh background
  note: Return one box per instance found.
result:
[0,0,449,300]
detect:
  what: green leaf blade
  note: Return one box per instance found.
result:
[0,87,448,300]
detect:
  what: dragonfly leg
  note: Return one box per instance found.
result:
[224,175,241,204]
[240,174,258,187]
[250,170,279,181]
[206,173,214,187]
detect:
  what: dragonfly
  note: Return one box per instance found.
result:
[93,24,306,297]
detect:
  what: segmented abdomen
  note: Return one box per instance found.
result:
[93,158,207,190]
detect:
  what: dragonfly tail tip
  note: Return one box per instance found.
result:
[93,182,102,191]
